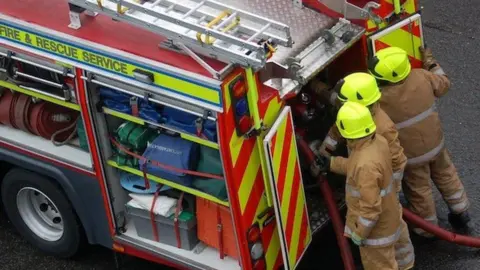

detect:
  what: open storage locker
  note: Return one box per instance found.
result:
[84,71,240,269]
[0,46,92,171]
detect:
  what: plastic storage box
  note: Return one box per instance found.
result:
[126,200,199,250]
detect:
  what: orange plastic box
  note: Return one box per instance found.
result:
[196,197,238,259]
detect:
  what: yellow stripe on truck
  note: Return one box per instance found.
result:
[280,136,297,228]
[377,28,422,60]
[289,191,307,266]
[0,23,221,108]
[272,117,288,181]
[238,142,261,214]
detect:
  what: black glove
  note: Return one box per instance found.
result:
[310,155,330,177]
[316,155,331,172]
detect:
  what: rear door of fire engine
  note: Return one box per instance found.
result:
[368,13,425,68]
[263,106,312,270]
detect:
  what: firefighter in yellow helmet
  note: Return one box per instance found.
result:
[313,73,414,269]
[316,101,402,270]
[318,73,407,191]
[368,46,471,237]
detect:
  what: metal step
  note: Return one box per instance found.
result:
[68,0,292,69]
[305,186,346,234]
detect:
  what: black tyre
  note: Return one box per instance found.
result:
[1,168,85,258]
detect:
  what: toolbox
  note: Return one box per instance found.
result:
[126,200,199,250]
[196,197,238,259]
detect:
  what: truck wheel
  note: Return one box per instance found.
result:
[1,168,85,258]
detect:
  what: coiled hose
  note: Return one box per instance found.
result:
[296,137,356,270]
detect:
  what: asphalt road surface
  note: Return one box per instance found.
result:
[1,0,480,269]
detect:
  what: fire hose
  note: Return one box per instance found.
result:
[296,137,356,270]
[297,135,480,265]
[402,208,480,247]
[0,90,79,145]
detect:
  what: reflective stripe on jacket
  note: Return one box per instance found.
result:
[326,104,407,188]
[379,68,451,165]
[330,134,401,247]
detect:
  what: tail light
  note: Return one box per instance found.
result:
[228,74,253,137]
[247,223,266,270]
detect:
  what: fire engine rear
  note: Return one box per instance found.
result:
[0,0,424,269]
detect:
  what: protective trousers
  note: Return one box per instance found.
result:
[403,148,469,237]
[395,203,415,270]
[359,244,398,270]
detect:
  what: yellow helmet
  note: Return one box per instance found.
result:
[368,47,411,83]
[336,101,376,139]
[337,72,381,106]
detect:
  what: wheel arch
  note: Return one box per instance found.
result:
[0,147,101,246]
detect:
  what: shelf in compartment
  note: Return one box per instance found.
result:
[120,220,240,270]
[0,80,80,111]
[0,124,93,170]
[103,107,219,150]
[108,160,229,207]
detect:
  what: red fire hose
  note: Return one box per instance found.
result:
[402,208,480,247]
[297,136,480,261]
[297,137,356,270]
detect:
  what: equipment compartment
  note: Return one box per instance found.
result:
[86,78,240,269]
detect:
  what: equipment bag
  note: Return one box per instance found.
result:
[193,146,227,200]
[139,134,199,187]
[115,122,158,151]
[162,107,217,141]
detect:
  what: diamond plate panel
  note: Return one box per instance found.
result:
[219,0,337,65]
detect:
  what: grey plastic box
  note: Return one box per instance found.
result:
[126,202,199,250]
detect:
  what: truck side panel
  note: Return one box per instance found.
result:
[0,145,113,248]
[219,69,284,270]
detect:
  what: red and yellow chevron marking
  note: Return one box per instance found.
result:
[372,15,423,68]
[265,108,312,268]
[222,70,283,270]
[366,0,418,34]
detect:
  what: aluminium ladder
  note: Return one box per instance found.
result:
[68,0,293,71]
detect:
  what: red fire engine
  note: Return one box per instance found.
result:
[0,0,424,269]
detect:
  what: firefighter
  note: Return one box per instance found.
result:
[367,46,471,237]
[316,101,402,270]
[317,72,407,191]
[314,72,414,269]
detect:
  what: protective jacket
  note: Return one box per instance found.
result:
[378,68,450,164]
[330,134,401,247]
[325,103,407,190]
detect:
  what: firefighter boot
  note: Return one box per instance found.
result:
[448,210,471,231]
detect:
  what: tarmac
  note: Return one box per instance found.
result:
[1,0,480,269]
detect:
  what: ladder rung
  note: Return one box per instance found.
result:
[212,12,237,31]
[181,0,206,20]
[150,0,164,8]
[70,0,293,68]
[247,23,271,42]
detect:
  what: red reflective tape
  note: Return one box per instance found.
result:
[295,209,309,262]
[284,162,301,249]
[400,23,421,37]
[274,250,284,269]
[269,133,277,156]
[275,117,294,202]
[242,170,264,225]
[232,138,256,187]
